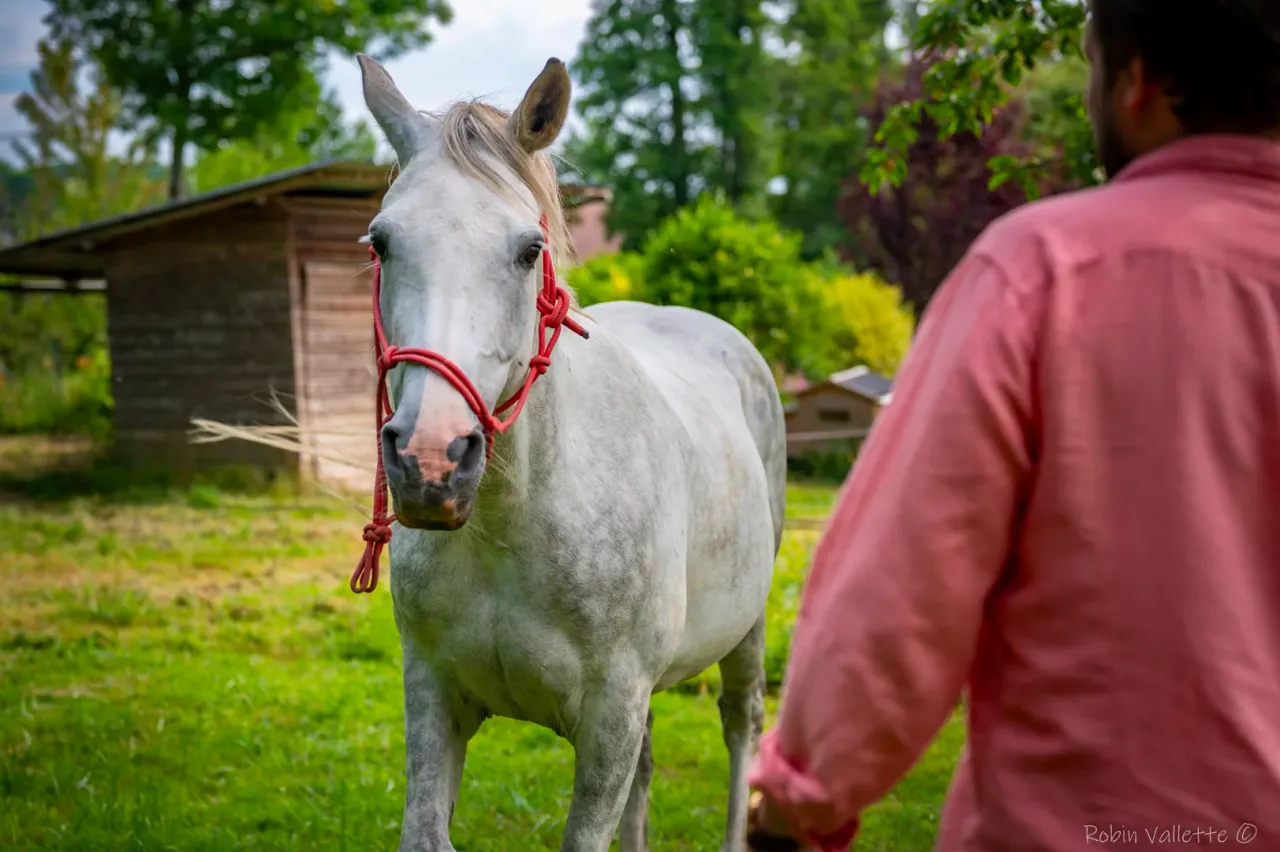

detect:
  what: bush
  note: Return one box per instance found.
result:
[568,250,647,307]
[637,195,831,376]
[563,199,918,383]
[815,267,916,378]
[0,347,113,440]
[787,444,861,485]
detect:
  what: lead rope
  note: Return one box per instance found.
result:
[351,215,589,593]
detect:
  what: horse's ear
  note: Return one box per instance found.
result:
[510,58,572,153]
[357,53,437,165]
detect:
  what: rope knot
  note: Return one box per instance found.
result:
[377,346,399,371]
[362,522,392,545]
[537,287,571,327]
[529,355,551,375]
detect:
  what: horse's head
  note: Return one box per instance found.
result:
[357,53,573,531]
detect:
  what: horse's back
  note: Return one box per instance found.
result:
[585,300,787,551]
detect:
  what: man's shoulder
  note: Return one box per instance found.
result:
[969,171,1209,278]
[970,183,1117,272]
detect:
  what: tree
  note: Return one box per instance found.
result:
[860,0,1094,197]
[694,0,774,216]
[768,0,894,256]
[10,37,165,238]
[44,0,453,200]
[838,57,1076,313]
[190,86,379,194]
[566,0,705,247]
[568,0,897,250]
[0,162,37,244]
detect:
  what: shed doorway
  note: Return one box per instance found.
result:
[300,260,377,491]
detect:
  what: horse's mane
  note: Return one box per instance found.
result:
[399,100,579,291]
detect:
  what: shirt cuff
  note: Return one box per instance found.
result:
[748,730,861,851]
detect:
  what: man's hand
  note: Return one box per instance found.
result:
[746,790,808,851]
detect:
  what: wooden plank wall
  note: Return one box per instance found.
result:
[284,196,382,492]
[103,202,300,473]
[783,386,879,458]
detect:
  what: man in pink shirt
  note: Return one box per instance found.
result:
[746,1,1280,850]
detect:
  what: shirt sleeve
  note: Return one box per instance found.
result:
[747,249,1042,848]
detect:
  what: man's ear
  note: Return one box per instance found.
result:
[510,58,572,153]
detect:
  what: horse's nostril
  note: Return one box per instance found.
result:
[381,423,406,462]
[449,429,486,478]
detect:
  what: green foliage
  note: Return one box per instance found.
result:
[0,291,113,440]
[568,199,915,384]
[0,293,106,378]
[190,93,379,194]
[0,347,113,440]
[44,0,454,197]
[692,0,775,215]
[861,0,1098,198]
[816,267,916,378]
[567,251,647,307]
[1019,55,1093,165]
[787,445,862,485]
[566,0,703,246]
[768,0,894,256]
[639,196,831,374]
[10,37,165,238]
[568,0,804,245]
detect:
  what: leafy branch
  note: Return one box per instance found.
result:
[862,0,1096,197]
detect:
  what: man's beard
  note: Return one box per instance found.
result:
[1093,109,1136,180]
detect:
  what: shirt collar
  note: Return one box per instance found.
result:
[1114,133,1280,185]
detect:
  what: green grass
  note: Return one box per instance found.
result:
[0,439,961,850]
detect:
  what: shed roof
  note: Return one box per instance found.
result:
[0,159,390,279]
[831,365,894,402]
[795,364,895,405]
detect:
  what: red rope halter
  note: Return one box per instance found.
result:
[351,214,589,594]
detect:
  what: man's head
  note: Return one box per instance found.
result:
[1084,0,1280,178]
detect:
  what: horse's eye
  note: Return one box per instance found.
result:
[519,243,543,267]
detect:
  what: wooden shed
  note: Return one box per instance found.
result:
[0,161,389,488]
[784,365,894,457]
[0,162,622,490]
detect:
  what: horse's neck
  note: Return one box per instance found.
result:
[471,333,582,533]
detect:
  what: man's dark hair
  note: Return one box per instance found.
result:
[1091,0,1280,135]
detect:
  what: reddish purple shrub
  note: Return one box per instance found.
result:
[838,57,1076,314]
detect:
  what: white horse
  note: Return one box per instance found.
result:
[356,55,786,851]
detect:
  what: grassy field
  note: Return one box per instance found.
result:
[0,438,962,850]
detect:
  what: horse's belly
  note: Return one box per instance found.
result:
[657,457,776,691]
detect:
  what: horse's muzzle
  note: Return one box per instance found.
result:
[381,424,485,530]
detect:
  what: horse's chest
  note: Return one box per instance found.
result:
[399,575,587,734]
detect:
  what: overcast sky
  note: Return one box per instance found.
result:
[0,0,595,161]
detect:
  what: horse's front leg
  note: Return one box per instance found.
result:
[399,641,482,852]
[562,676,652,852]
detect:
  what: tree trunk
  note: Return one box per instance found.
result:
[168,0,195,201]
[726,0,748,205]
[661,0,690,207]
[167,117,188,201]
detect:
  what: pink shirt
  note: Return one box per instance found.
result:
[749,135,1280,851]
